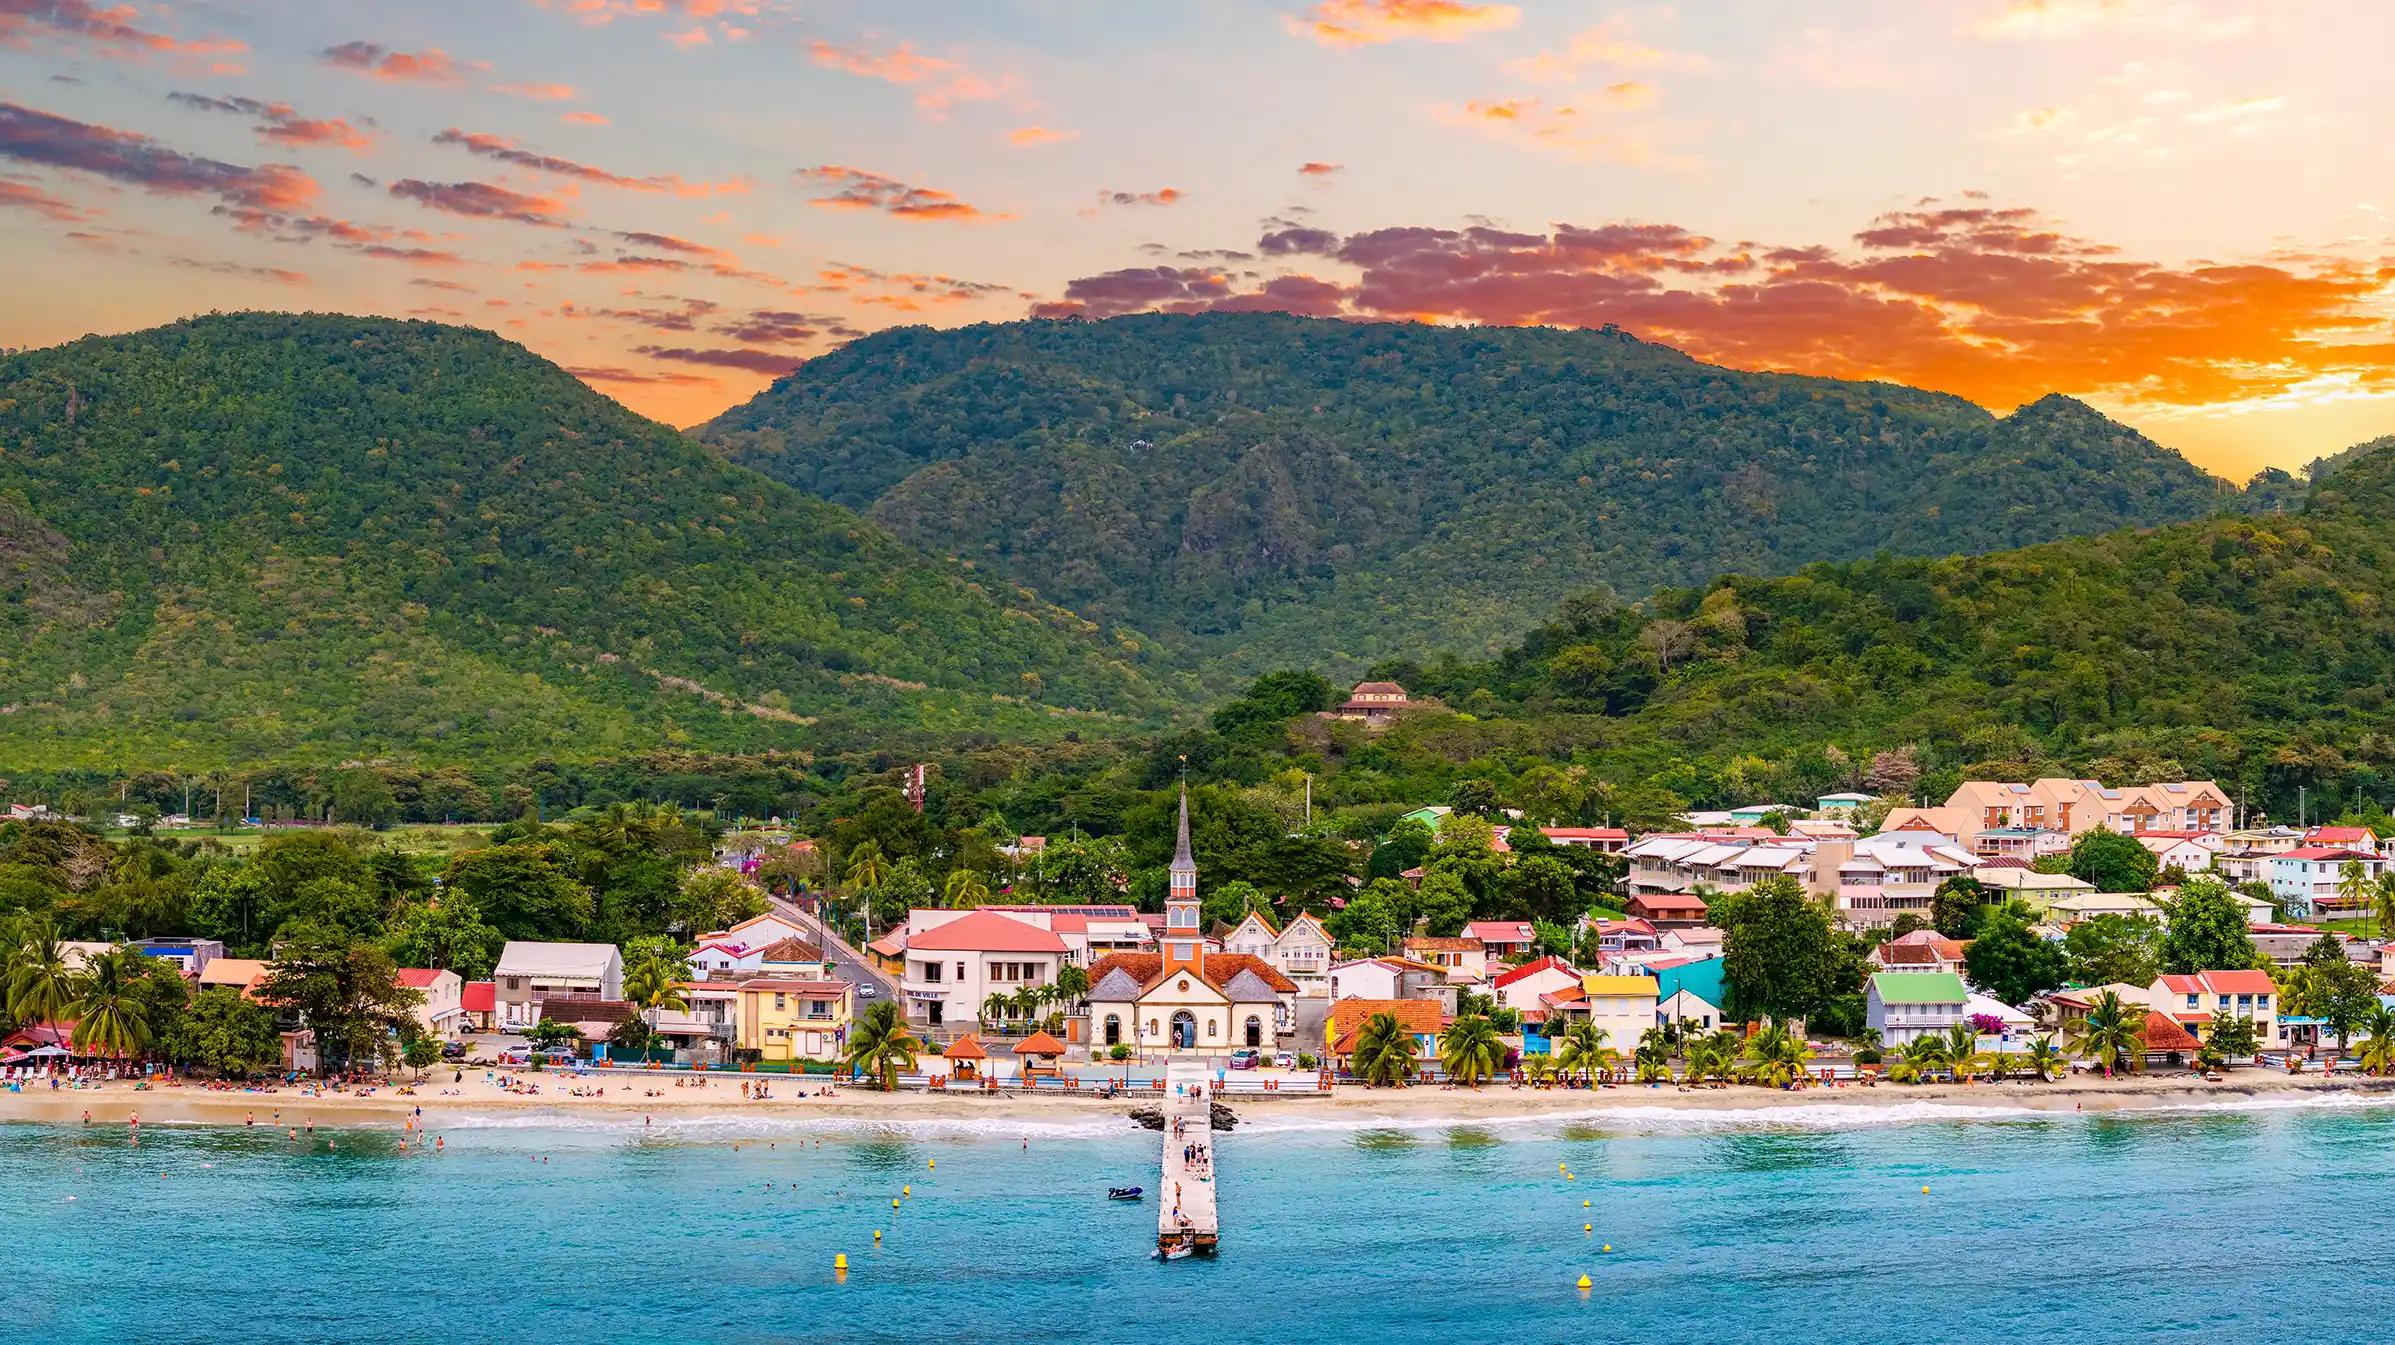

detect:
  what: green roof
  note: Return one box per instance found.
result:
[1869,971,1967,1004]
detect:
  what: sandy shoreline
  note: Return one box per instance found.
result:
[8,1067,2394,1133]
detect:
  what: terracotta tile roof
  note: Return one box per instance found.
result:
[1013,1030,1067,1055]
[1326,997,1446,1054]
[1630,892,1709,913]
[906,909,1067,953]
[2140,1011,2201,1053]
[942,1033,988,1061]
[738,979,851,995]
[758,936,825,962]
[1084,952,1299,997]
[1402,936,1482,952]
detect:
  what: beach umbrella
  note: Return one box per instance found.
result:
[24,1045,70,1057]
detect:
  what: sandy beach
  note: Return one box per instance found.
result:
[7,1066,2393,1132]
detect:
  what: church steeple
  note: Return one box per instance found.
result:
[1162,782,1203,978]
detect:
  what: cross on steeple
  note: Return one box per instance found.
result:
[1163,778,1203,978]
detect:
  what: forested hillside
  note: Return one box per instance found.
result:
[0,314,1173,771]
[699,312,2243,678]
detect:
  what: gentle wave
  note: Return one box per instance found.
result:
[431,1109,1139,1141]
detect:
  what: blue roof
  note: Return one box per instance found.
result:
[1656,957,1725,1009]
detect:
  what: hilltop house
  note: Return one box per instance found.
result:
[1323,680,1412,728]
[1463,920,1538,961]
[2269,847,2386,916]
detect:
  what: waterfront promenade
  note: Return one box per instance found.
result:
[1158,1060,1218,1253]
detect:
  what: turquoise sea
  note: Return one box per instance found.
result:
[4,1095,2391,1343]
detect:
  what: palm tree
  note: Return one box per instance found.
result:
[1351,1012,1421,1087]
[1892,1034,1949,1084]
[980,991,1013,1026]
[843,1000,921,1090]
[2374,872,2395,934]
[844,841,890,894]
[943,868,991,909]
[6,919,75,1027]
[1052,963,1091,1011]
[2063,990,2147,1077]
[2358,1005,2395,1076]
[69,947,154,1061]
[2021,1033,2067,1081]
[1439,1015,1505,1088]
[1942,1022,1979,1076]
[2338,859,2375,919]
[1742,1024,1814,1089]
[622,949,690,1056]
[1554,1020,1615,1085]
[1633,1056,1670,1084]
[1522,1054,1560,1085]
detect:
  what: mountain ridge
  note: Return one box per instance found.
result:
[697,312,2245,681]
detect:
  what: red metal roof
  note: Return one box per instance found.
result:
[460,981,495,1013]
[906,909,1069,953]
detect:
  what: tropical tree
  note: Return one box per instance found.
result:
[943,868,991,909]
[1052,963,1090,1010]
[1439,1015,1506,1087]
[621,944,690,1052]
[2337,860,2375,920]
[1942,1022,1981,1077]
[1554,1020,1615,1084]
[2022,1034,2068,1081]
[1522,1054,1560,1084]
[2062,990,2147,1076]
[1742,1023,1814,1088]
[70,946,156,1060]
[2358,1006,2395,1076]
[1889,1034,1950,1084]
[1351,1012,1421,1087]
[843,841,890,894]
[2374,872,2395,934]
[5,919,76,1027]
[2205,1013,2261,1064]
[843,1000,921,1090]
[980,991,1013,1026]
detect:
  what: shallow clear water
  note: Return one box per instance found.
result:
[5,1096,2392,1343]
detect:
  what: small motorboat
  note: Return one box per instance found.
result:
[1108,1186,1144,1200]
[1157,1240,1195,1261]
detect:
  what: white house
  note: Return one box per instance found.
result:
[396,968,465,1038]
[2137,832,2219,873]
[899,908,1067,1030]
[1217,909,1335,995]
[1865,971,1967,1047]
[1489,955,1580,1018]
[493,942,624,1030]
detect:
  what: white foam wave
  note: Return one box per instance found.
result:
[430,1109,1138,1142]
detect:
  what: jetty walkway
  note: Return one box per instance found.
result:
[1157,1061,1219,1254]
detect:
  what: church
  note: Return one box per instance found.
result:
[1084,787,1298,1055]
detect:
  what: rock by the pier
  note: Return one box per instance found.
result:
[1129,1101,1237,1131]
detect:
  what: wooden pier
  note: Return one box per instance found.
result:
[1157,1061,1219,1254]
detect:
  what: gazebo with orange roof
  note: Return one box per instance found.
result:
[941,1032,989,1084]
[1013,1030,1067,1081]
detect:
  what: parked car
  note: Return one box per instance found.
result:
[1228,1048,1261,1070]
[857,983,877,998]
[440,1041,468,1061]
[1272,1052,1297,1070]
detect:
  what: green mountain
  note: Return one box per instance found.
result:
[1345,435,2395,820]
[698,312,2242,679]
[0,313,1171,771]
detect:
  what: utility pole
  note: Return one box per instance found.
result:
[2300,786,2308,829]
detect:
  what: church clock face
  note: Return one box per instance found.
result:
[1177,979,1191,992]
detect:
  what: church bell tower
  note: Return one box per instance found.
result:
[1162,783,1203,978]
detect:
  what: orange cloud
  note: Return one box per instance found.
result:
[1433,89,1684,168]
[1098,187,1185,208]
[320,41,475,84]
[1298,161,1344,175]
[807,39,1010,115]
[388,178,569,227]
[561,111,611,126]
[432,128,747,197]
[0,0,247,64]
[1007,125,1078,146]
[0,99,318,212]
[493,82,579,101]
[1292,0,1520,48]
[1034,202,2395,421]
[168,93,374,152]
[1503,14,1710,80]
[0,176,86,221]
[798,165,1012,222]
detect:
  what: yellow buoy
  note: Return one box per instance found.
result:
[1575,1274,1592,1290]
[928,1159,935,1169]
[1921,1185,1931,1194]
[903,1185,912,1196]
[892,1197,901,1208]
[1583,1223,1592,1233]
[873,1230,882,1242]
[1566,1173,1575,1181]
[1602,1244,1612,1253]
[1582,1200,1590,1208]
[834,1253,848,1270]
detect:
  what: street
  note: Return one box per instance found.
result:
[769,893,896,1003]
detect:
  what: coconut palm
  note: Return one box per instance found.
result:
[6,919,75,1027]
[1439,1014,1506,1088]
[1351,1011,1421,1087]
[980,991,1013,1026]
[1633,1056,1670,1084]
[1554,1020,1615,1084]
[844,841,889,894]
[1742,1023,1815,1089]
[1052,963,1090,1011]
[2357,1005,2395,1076]
[621,948,690,1054]
[943,868,991,909]
[2020,1033,2067,1081]
[1942,1022,1980,1075]
[1522,1054,1560,1084]
[2063,990,2147,1077]
[843,1000,921,1090]
[69,946,154,1061]
[1891,1034,1950,1084]
[2338,859,2375,919]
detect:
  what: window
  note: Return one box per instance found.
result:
[1206,1020,1217,1037]
[773,993,787,1010]
[921,962,943,983]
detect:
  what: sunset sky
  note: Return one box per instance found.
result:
[4,0,2391,479]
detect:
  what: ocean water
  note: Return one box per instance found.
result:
[6,1095,2394,1344]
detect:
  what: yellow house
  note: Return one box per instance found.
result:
[1567,974,1661,1051]
[736,978,853,1062]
